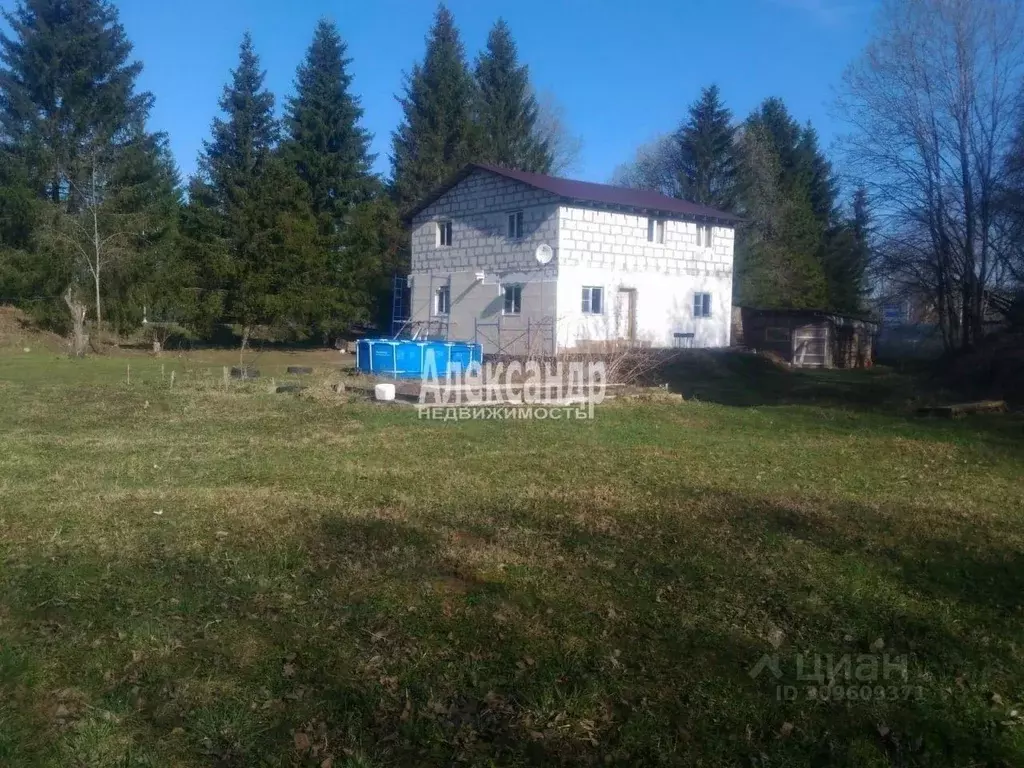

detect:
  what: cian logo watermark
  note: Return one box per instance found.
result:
[416,357,607,421]
[750,650,921,702]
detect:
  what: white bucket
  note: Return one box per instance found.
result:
[374,383,396,402]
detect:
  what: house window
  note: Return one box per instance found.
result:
[436,220,453,247]
[647,218,666,244]
[693,292,712,318]
[582,286,603,314]
[502,284,522,315]
[766,327,791,342]
[507,211,524,240]
[434,286,450,316]
[697,224,713,248]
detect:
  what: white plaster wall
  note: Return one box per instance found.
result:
[555,266,733,348]
[554,205,734,349]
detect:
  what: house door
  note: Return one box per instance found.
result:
[615,288,637,342]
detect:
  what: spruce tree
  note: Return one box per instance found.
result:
[281,19,381,336]
[796,125,839,230]
[190,33,319,348]
[390,4,476,211]
[106,134,194,333]
[822,187,871,314]
[747,98,803,189]
[734,117,827,309]
[198,33,277,201]
[675,85,737,210]
[474,19,551,173]
[0,0,174,335]
[283,19,374,222]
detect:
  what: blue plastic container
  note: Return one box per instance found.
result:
[355,339,483,379]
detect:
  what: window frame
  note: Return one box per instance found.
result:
[693,292,712,319]
[436,220,453,247]
[582,286,604,315]
[697,223,713,249]
[434,285,451,316]
[647,217,666,245]
[502,284,522,315]
[507,211,524,240]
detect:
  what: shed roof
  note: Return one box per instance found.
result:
[408,163,742,224]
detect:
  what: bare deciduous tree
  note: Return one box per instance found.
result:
[839,0,1024,350]
[43,148,150,345]
[611,134,680,194]
[532,91,583,176]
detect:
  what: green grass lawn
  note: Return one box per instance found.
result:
[1,351,1023,766]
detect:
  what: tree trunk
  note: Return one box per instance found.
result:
[93,267,102,344]
[63,286,88,358]
[91,164,103,343]
[240,325,251,366]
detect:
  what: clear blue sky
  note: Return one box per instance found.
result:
[7,0,880,185]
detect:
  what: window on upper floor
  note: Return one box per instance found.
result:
[647,217,666,244]
[503,284,522,315]
[693,292,712,319]
[582,286,604,315]
[507,211,524,240]
[434,286,450,316]
[697,223,713,248]
[436,220,453,247]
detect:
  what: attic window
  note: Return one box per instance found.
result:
[647,218,666,244]
[436,220,453,247]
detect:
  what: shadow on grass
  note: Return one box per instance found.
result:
[3,492,1024,766]
[654,350,1024,456]
[656,351,920,411]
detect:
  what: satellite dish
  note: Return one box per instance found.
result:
[535,243,554,266]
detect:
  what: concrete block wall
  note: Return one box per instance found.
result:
[407,167,736,351]
[409,168,560,353]
[557,205,734,277]
[410,169,559,274]
[409,270,557,355]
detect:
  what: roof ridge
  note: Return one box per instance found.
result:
[407,163,742,223]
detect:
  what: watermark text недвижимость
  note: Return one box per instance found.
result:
[416,358,607,421]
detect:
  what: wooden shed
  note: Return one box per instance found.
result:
[739,308,879,369]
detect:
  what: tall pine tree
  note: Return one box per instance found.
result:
[474,19,551,173]
[390,4,476,211]
[675,85,737,210]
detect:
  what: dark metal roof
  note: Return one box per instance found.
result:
[407,163,742,223]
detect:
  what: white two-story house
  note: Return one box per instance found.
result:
[405,163,739,355]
